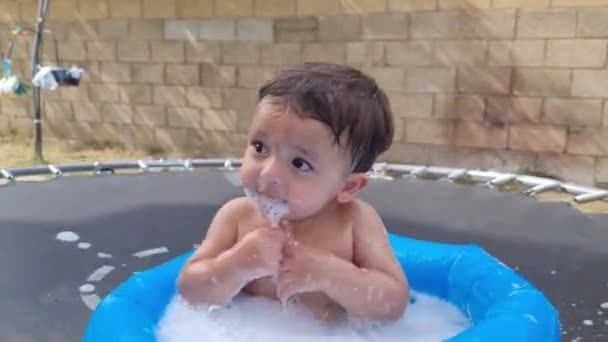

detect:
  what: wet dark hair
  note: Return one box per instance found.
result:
[258,62,394,173]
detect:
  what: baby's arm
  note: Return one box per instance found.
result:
[177,198,286,306]
[293,201,408,321]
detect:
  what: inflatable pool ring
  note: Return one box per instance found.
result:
[83,234,561,341]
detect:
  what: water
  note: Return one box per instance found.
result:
[156,291,470,342]
[56,231,79,242]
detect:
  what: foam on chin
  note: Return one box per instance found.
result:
[244,188,290,226]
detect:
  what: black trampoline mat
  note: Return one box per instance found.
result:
[0,171,606,341]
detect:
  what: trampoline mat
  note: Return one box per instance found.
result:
[0,171,606,341]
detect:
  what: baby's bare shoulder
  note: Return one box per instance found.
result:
[348,199,386,234]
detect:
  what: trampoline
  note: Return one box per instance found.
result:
[0,159,607,341]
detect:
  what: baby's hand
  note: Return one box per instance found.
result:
[235,226,287,281]
[277,235,327,303]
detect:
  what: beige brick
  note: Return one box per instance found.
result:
[429,146,526,171]
[67,22,98,41]
[388,94,434,118]
[155,127,190,150]
[238,66,276,88]
[362,14,408,40]
[89,84,120,102]
[222,42,260,65]
[129,19,164,39]
[97,19,128,38]
[222,88,257,112]
[101,103,134,124]
[379,143,430,165]
[297,0,341,16]
[486,96,542,122]
[274,17,318,42]
[151,41,184,62]
[536,154,595,185]
[0,1,20,22]
[319,16,361,42]
[578,8,608,38]
[341,0,386,14]
[187,87,223,109]
[572,70,608,98]
[60,86,89,101]
[385,41,432,66]
[439,0,490,9]
[405,68,455,93]
[86,41,116,61]
[52,40,86,61]
[202,109,237,130]
[201,64,237,87]
[543,99,603,126]
[109,0,141,18]
[101,63,131,83]
[237,111,254,131]
[260,43,302,65]
[302,43,346,64]
[167,106,201,128]
[2,99,30,117]
[434,95,485,121]
[513,69,571,96]
[78,0,110,19]
[347,42,384,66]
[49,0,78,20]
[153,85,187,106]
[434,40,487,66]
[177,0,214,18]
[517,9,576,38]
[545,40,607,68]
[133,63,164,84]
[117,40,150,62]
[254,0,296,17]
[73,101,102,122]
[134,105,167,126]
[388,0,437,12]
[412,10,515,38]
[457,67,511,94]
[10,118,33,137]
[597,158,608,183]
[567,127,608,156]
[553,0,608,6]
[166,64,200,85]
[143,0,176,18]
[488,40,544,67]
[391,118,405,142]
[186,41,221,64]
[362,67,405,91]
[216,0,253,17]
[405,119,454,145]
[492,0,549,8]
[509,124,566,152]
[44,22,69,40]
[119,85,152,104]
[454,121,507,148]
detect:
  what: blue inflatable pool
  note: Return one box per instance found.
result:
[83,234,561,341]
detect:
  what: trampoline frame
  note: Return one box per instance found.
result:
[1,159,606,204]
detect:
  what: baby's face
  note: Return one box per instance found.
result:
[240,97,352,222]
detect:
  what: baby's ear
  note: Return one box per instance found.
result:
[336,173,368,203]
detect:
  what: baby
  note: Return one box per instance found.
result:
[177,62,409,322]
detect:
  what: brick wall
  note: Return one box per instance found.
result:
[0,0,607,186]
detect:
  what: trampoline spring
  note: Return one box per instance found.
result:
[0,169,15,182]
[490,174,517,186]
[47,164,63,177]
[526,182,561,195]
[183,160,193,170]
[574,191,608,203]
[137,160,150,172]
[224,159,235,170]
[409,166,428,178]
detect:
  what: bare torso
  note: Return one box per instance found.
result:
[236,200,354,320]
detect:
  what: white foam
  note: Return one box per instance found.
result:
[79,284,95,293]
[56,231,79,242]
[78,242,92,249]
[97,252,112,259]
[583,320,593,326]
[156,291,470,342]
[244,188,289,226]
[600,302,608,310]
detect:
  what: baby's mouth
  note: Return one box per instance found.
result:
[243,188,289,226]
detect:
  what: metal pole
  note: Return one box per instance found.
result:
[30,0,50,162]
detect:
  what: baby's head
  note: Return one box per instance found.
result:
[240,62,394,222]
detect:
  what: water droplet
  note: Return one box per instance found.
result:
[600,302,608,310]
[56,231,79,242]
[583,319,593,326]
[78,242,91,249]
[79,284,95,293]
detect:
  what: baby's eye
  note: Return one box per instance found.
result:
[251,141,265,154]
[292,157,312,172]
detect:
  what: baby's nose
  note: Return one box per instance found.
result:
[259,158,283,191]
